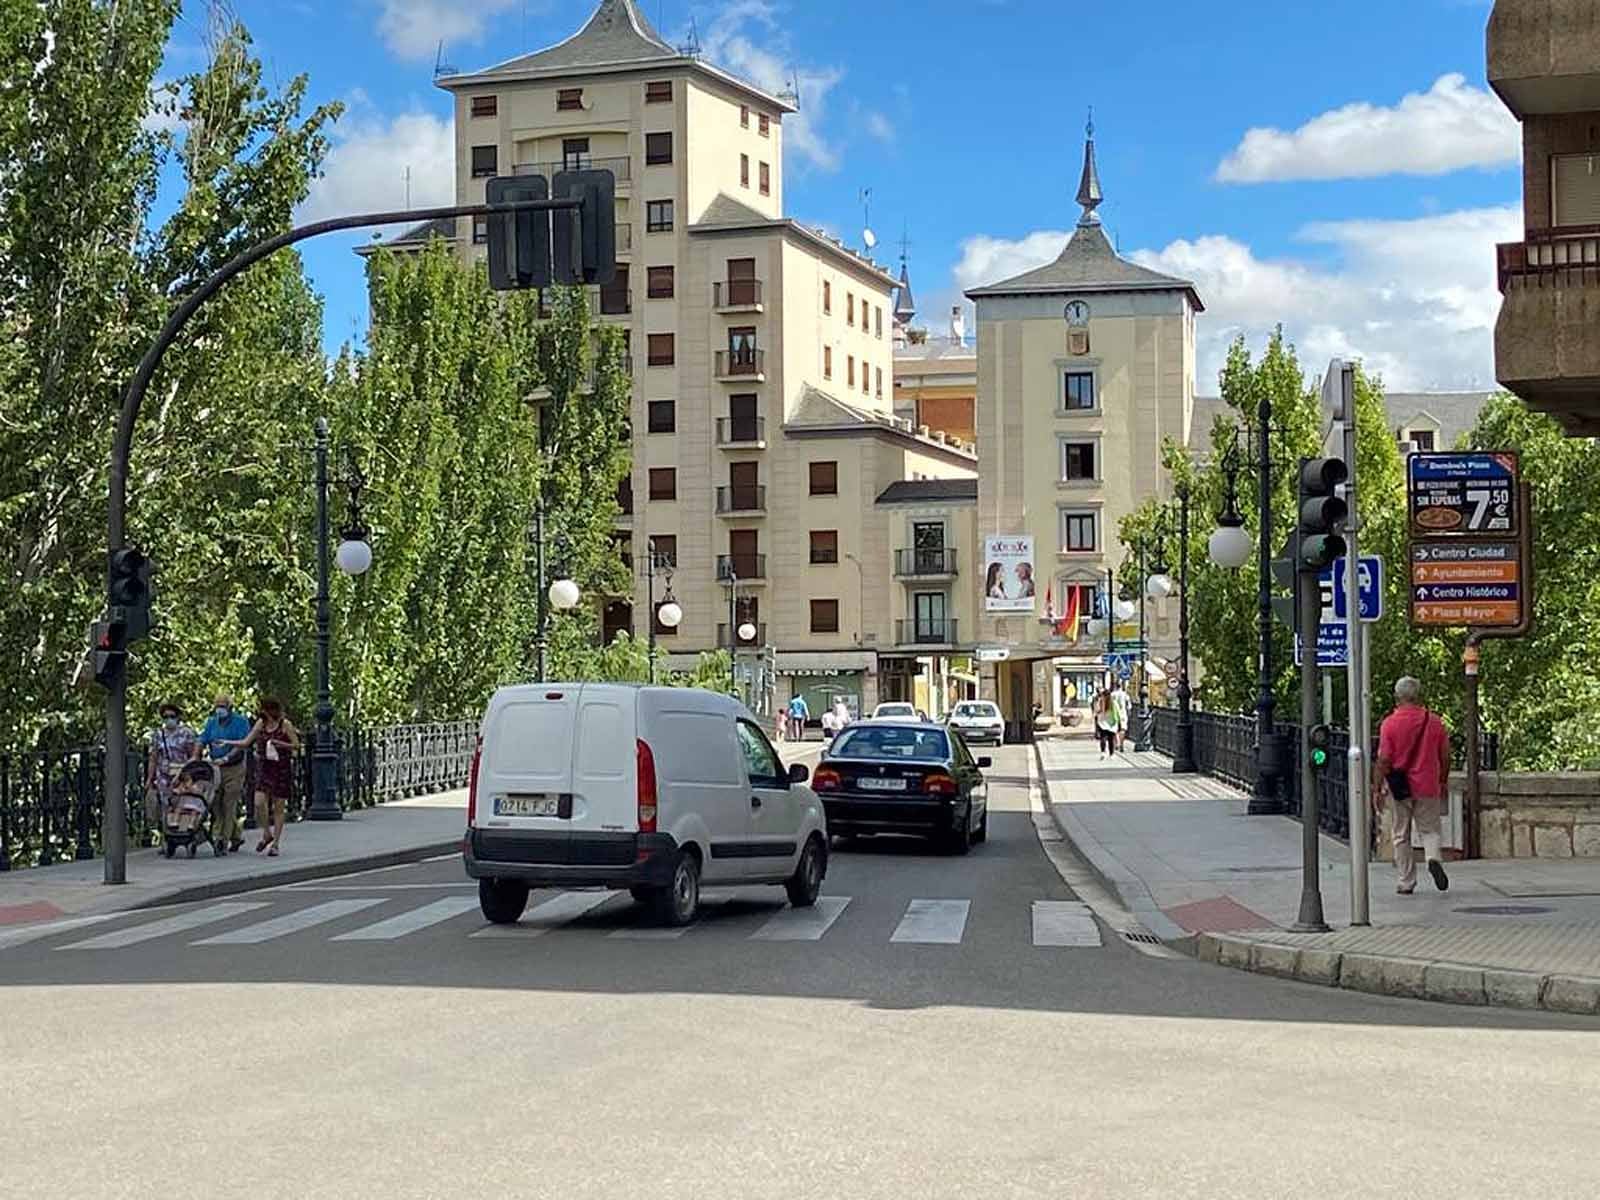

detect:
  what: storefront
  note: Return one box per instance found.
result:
[779,651,878,726]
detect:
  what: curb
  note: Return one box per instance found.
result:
[128,839,463,911]
[1195,931,1600,1016]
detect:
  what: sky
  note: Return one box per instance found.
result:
[154,0,1516,394]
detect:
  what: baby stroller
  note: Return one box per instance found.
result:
[162,760,217,859]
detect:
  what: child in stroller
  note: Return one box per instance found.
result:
[163,760,217,858]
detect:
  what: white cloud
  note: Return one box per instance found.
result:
[299,109,455,223]
[951,205,1519,391]
[1215,74,1519,183]
[864,111,895,144]
[375,0,520,62]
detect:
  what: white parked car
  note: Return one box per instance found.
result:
[465,684,828,927]
[870,702,919,720]
[946,700,1005,746]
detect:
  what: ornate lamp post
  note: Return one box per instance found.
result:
[644,538,680,683]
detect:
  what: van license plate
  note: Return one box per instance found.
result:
[856,777,907,791]
[495,794,563,817]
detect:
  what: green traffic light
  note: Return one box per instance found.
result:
[1311,747,1328,768]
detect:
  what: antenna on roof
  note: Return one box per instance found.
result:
[678,15,702,58]
[860,188,877,252]
[432,40,458,79]
[779,66,801,110]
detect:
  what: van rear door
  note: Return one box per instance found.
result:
[479,685,638,833]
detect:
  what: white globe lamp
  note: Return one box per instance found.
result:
[548,578,581,610]
[657,600,683,629]
[737,621,757,642]
[1208,523,1253,571]
[335,537,373,576]
[1146,573,1174,600]
[1113,598,1137,623]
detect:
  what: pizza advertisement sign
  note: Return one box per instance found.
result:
[1407,452,1525,629]
[1407,452,1518,538]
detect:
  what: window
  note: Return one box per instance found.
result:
[875,307,883,339]
[599,264,630,315]
[736,720,786,787]
[616,475,633,515]
[740,154,750,187]
[645,131,673,165]
[823,280,832,313]
[470,95,497,118]
[646,200,674,232]
[647,333,675,366]
[472,216,488,245]
[875,366,883,398]
[728,393,759,442]
[647,400,675,433]
[809,461,838,496]
[470,144,497,177]
[1552,153,1600,226]
[648,468,677,501]
[1062,510,1097,552]
[1409,428,1436,451]
[914,592,948,640]
[810,599,839,634]
[759,161,770,195]
[648,534,677,567]
[646,266,674,299]
[561,137,589,171]
[847,293,855,326]
[823,346,832,379]
[557,88,583,112]
[810,530,839,564]
[1062,441,1096,481]
[727,326,757,364]
[862,364,870,395]
[1063,371,1096,411]
[758,113,770,137]
[847,356,855,388]
[645,80,673,103]
[740,104,750,128]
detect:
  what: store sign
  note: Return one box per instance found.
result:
[983,535,1036,613]
[1408,452,1518,537]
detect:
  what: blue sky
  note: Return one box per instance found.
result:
[158,0,1514,391]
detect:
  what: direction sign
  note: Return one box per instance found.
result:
[974,646,1010,663]
[1326,555,1383,623]
[1294,624,1348,668]
[1408,452,1518,538]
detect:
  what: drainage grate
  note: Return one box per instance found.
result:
[1453,904,1556,916]
[1121,928,1164,945]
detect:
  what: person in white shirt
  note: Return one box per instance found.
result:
[1111,683,1132,751]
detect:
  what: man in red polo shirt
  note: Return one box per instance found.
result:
[1373,676,1453,894]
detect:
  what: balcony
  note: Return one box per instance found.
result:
[1488,1,1600,117]
[716,416,767,448]
[715,349,766,382]
[718,622,768,647]
[713,279,764,312]
[1495,228,1600,435]
[717,553,767,580]
[894,547,958,579]
[896,619,959,647]
[513,156,632,188]
[715,485,766,516]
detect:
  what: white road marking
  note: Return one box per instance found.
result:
[192,898,383,945]
[1031,900,1103,947]
[468,890,614,938]
[890,899,970,945]
[59,902,269,950]
[1,912,122,951]
[608,924,692,940]
[749,896,851,942]
[279,883,477,893]
[332,895,482,941]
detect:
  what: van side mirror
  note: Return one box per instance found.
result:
[787,763,810,784]
[977,756,993,770]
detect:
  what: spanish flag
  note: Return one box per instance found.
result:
[1055,586,1081,642]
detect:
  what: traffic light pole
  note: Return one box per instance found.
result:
[1293,576,1331,932]
[103,195,584,885]
[1334,363,1371,926]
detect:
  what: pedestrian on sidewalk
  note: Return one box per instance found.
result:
[219,698,301,857]
[1092,688,1120,759]
[195,693,251,856]
[1373,676,1452,895]
[1111,681,1131,752]
[144,702,197,836]
[787,693,810,742]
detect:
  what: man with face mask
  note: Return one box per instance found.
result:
[144,703,197,836]
[196,693,251,855]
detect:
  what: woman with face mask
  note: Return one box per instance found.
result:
[144,703,198,835]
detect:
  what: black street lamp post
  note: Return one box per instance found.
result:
[1172,483,1197,774]
[1134,540,1152,751]
[645,539,681,683]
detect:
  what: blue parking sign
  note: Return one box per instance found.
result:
[1325,555,1383,623]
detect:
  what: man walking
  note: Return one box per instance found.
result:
[786,693,810,742]
[1111,680,1132,752]
[196,693,251,856]
[1373,676,1452,894]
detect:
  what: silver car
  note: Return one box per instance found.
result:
[946,700,1004,746]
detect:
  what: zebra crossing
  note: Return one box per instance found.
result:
[22,890,1107,955]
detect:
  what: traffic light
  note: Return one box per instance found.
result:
[1308,723,1332,770]
[486,174,551,291]
[108,546,153,643]
[1297,457,1348,573]
[90,619,125,687]
[552,168,617,286]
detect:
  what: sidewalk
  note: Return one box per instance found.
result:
[0,790,466,927]
[1038,737,1600,1015]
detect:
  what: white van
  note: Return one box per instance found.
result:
[464,684,828,927]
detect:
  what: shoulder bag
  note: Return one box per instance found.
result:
[1386,708,1431,803]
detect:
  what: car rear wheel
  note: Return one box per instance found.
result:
[946,808,972,856]
[479,877,530,924]
[649,849,701,926]
[785,834,827,908]
[974,807,988,844]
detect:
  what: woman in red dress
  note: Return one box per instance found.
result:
[221,697,301,856]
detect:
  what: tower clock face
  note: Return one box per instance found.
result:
[1064,301,1090,325]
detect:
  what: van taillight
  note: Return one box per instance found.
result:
[467,736,483,828]
[922,772,958,796]
[812,766,842,792]
[636,739,658,833]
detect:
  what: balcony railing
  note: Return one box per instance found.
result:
[715,349,765,378]
[715,485,766,514]
[719,622,767,647]
[714,279,763,308]
[717,553,766,580]
[1498,228,1600,292]
[513,156,632,185]
[716,416,766,445]
[896,619,958,646]
[894,547,957,576]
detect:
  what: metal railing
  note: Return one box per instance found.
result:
[894,547,957,576]
[716,484,766,513]
[714,279,763,308]
[717,553,766,579]
[716,416,766,445]
[896,619,958,645]
[1497,227,1600,292]
[0,721,475,872]
[513,156,632,185]
[715,349,765,377]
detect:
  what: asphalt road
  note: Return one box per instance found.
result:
[4,745,1597,1199]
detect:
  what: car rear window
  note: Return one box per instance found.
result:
[832,727,949,761]
[876,705,915,715]
[954,704,998,718]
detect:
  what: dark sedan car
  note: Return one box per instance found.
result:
[812,721,990,853]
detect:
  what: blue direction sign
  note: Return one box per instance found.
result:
[1294,625,1348,668]
[1326,555,1383,623]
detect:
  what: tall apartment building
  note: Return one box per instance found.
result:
[1489,0,1600,436]
[432,0,975,715]
[964,126,1201,734]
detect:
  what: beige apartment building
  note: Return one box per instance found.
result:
[425,0,974,715]
[1489,0,1600,435]
[964,127,1200,734]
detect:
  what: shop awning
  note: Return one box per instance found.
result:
[777,650,877,674]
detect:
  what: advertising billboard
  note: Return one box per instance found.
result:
[983,535,1035,613]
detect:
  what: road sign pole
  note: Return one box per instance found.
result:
[1334,364,1371,925]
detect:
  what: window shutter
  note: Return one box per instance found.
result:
[1552,154,1600,227]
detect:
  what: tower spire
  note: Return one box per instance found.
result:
[1075,108,1102,227]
